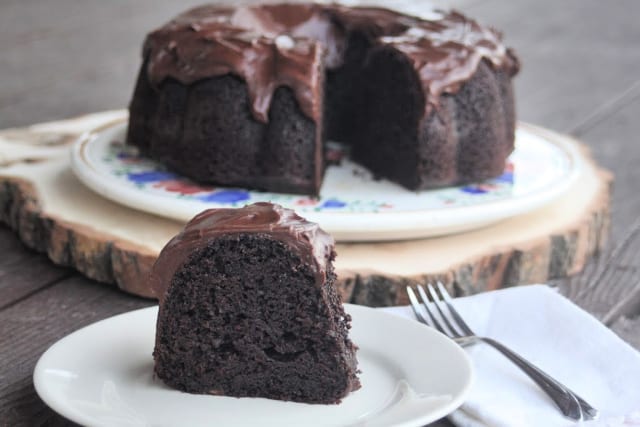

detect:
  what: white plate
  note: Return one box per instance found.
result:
[34,304,472,427]
[71,119,582,241]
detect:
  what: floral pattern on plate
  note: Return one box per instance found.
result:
[101,140,520,213]
[73,119,578,240]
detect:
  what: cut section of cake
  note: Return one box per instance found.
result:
[126,3,520,196]
[150,202,360,403]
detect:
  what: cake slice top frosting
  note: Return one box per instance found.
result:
[150,202,335,303]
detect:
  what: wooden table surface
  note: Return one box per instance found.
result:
[1,0,639,425]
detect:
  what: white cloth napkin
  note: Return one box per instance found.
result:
[381,284,640,427]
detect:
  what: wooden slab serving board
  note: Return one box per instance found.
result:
[0,111,611,306]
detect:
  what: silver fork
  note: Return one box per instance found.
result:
[407,282,598,421]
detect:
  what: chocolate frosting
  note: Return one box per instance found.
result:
[150,202,335,304]
[144,3,519,122]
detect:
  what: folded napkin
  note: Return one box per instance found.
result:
[382,285,640,427]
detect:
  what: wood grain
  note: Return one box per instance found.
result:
[554,95,640,323]
[0,116,612,305]
[0,225,71,310]
[0,276,152,425]
[464,0,640,133]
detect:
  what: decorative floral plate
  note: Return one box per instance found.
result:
[71,119,583,241]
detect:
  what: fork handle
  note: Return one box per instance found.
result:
[480,337,598,421]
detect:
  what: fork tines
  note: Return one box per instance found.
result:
[406,282,469,339]
[406,282,599,421]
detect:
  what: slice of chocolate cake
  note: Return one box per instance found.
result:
[150,202,360,403]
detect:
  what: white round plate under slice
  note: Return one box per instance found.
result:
[34,304,473,427]
[71,119,583,241]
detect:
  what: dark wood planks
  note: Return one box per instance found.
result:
[466,0,640,326]
[0,275,153,425]
[577,97,640,243]
[0,0,218,129]
[465,0,640,132]
[0,225,72,310]
[555,97,640,325]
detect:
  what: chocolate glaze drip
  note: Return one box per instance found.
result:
[144,3,519,122]
[149,202,335,303]
[380,10,520,112]
[144,4,328,122]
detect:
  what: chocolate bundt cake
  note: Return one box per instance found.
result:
[150,202,360,403]
[127,3,519,195]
